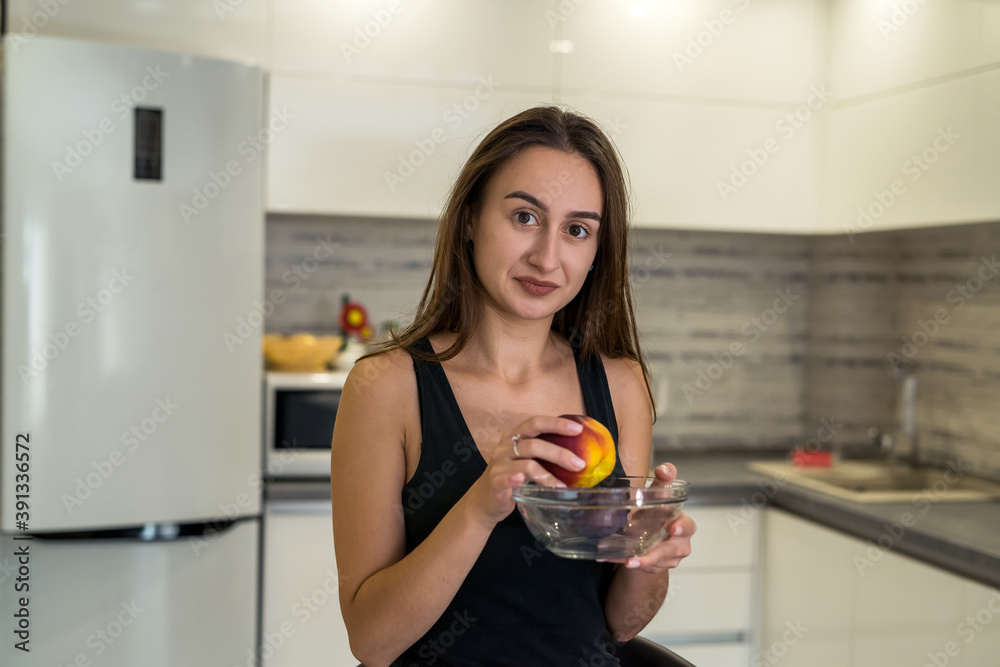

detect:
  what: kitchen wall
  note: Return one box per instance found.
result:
[266,215,1000,479]
[267,215,811,451]
[807,222,1000,481]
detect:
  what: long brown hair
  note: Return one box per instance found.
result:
[360,105,657,423]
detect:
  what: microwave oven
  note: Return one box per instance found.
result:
[264,370,349,478]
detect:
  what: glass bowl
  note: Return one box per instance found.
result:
[512,476,688,560]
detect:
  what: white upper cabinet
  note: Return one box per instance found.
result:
[821,71,998,235]
[6,0,267,66]
[267,76,551,218]
[559,0,826,104]
[829,0,996,100]
[820,0,1000,234]
[560,92,821,233]
[270,0,553,88]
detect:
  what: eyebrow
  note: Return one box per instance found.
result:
[503,190,601,224]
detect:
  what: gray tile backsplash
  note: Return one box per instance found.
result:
[266,214,1000,479]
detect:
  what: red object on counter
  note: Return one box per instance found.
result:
[790,449,833,467]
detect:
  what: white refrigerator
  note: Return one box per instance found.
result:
[1,36,265,666]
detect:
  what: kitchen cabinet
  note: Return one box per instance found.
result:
[558,0,825,105]
[762,508,1000,666]
[262,499,356,667]
[559,93,821,234]
[828,0,998,100]
[270,0,552,89]
[5,0,267,66]
[638,505,760,666]
[266,75,550,218]
[821,69,1000,236]
[819,0,1000,235]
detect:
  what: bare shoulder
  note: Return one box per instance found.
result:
[600,355,650,407]
[345,347,416,397]
[339,347,419,448]
[600,354,654,476]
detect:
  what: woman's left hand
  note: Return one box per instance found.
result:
[599,462,696,574]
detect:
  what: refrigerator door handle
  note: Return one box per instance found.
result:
[23,516,255,542]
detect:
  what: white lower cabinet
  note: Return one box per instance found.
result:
[262,499,357,667]
[762,508,1000,667]
[639,505,761,666]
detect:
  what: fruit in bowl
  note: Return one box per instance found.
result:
[513,477,688,560]
[262,333,342,371]
[536,414,616,488]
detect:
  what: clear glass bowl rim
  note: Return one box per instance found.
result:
[512,476,688,505]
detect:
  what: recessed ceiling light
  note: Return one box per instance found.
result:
[549,40,575,54]
[628,4,647,18]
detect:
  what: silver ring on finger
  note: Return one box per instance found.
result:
[511,434,522,458]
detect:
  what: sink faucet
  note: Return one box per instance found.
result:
[894,369,919,468]
[869,370,920,467]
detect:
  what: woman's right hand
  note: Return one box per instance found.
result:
[464,415,590,528]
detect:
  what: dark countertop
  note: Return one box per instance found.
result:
[665,452,1000,589]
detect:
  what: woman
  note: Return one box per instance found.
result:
[331,106,696,667]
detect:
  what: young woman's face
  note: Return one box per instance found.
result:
[469,145,602,324]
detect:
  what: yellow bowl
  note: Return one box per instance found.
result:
[263,333,342,372]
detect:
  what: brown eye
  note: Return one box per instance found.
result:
[515,211,537,225]
[568,224,590,239]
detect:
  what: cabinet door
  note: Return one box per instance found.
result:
[558,93,820,233]
[761,509,855,666]
[763,507,1000,667]
[271,0,552,88]
[851,537,1000,666]
[267,76,548,217]
[262,500,355,667]
[559,0,825,104]
[639,505,759,665]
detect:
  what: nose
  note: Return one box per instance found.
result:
[527,228,560,274]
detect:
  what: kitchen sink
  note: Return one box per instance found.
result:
[747,460,1000,503]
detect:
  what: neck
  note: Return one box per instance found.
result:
[463,310,567,385]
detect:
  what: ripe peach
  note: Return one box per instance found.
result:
[537,414,616,488]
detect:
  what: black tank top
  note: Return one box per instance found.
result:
[390,335,627,667]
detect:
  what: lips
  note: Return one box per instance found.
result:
[515,277,558,296]
[514,276,558,288]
